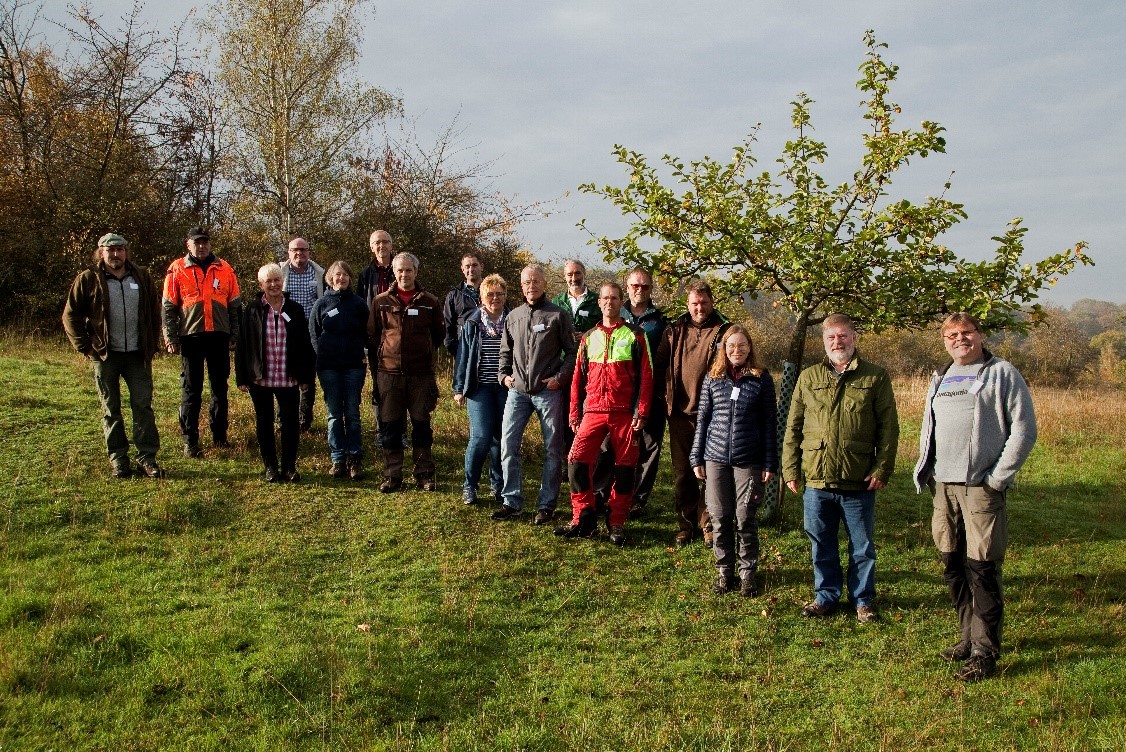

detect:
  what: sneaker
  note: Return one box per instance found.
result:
[856,605,880,624]
[111,461,132,479]
[954,653,997,683]
[607,525,626,546]
[491,505,521,521]
[330,461,348,479]
[183,443,203,459]
[462,488,478,506]
[532,509,554,526]
[137,460,165,479]
[740,575,759,598]
[940,641,972,663]
[264,467,280,483]
[711,574,739,595]
[282,469,301,483]
[801,601,838,618]
[379,478,402,493]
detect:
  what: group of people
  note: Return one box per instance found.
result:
[62,229,1037,683]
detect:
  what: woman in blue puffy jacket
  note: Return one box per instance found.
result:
[690,324,777,597]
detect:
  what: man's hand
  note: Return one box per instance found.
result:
[237,384,248,393]
[762,470,776,484]
[786,480,800,494]
[503,375,515,389]
[542,376,560,391]
[693,466,706,480]
[630,416,646,431]
[166,342,180,355]
[453,393,466,407]
[865,476,886,491]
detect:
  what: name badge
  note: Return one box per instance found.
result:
[969,380,984,394]
[129,282,139,290]
[327,308,339,318]
[212,278,220,289]
[730,387,740,400]
[407,309,419,316]
[533,323,546,333]
[281,312,291,322]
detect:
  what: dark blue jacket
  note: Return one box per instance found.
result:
[690,370,778,471]
[452,307,508,397]
[309,287,369,371]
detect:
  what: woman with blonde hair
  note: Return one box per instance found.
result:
[689,324,777,596]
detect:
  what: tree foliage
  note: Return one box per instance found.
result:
[208,0,400,242]
[580,31,1092,366]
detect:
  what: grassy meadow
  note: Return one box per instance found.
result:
[1,333,1123,751]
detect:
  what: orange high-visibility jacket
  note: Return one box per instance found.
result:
[162,254,242,345]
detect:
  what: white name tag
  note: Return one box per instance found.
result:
[407,308,419,316]
[281,312,291,322]
[969,380,984,394]
[533,323,546,333]
[327,308,339,318]
[730,386,740,400]
[213,278,220,289]
[129,282,139,290]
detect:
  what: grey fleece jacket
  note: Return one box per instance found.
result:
[913,350,1037,493]
[498,295,577,394]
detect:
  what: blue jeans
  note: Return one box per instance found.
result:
[464,382,506,493]
[803,487,877,608]
[319,367,365,462]
[499,388,564,512]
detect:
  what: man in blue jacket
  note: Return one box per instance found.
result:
[914,313,1037,683]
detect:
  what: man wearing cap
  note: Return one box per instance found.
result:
[162,227,242,457]
[280,236,324,431]
[63,233,165,478]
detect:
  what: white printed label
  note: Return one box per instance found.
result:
[407,309,419,316]
[969,380,984,394]
[730,386,741,400]
[281,312,291,322]
[213,278,220,289]
[533,323,546,333]
[129,282,139,290]
[327,308,339,318]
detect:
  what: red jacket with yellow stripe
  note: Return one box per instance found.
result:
[570,321,653,423]
[162,254,242,345]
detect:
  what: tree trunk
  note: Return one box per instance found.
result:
[760,313,810,526]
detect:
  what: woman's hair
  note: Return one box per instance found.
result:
[480,273,508,296]
[325,260,353,288]
[257,262,283,284]
[708,324,763,379]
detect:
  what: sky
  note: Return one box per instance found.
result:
[38,0,1126,305]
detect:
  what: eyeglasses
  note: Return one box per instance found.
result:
[485,291,506,299]
[943,330,979,341]
[628,284,651,290]
[290,247,310,253]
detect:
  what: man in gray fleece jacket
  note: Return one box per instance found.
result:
[492,264,577,524]
[914,312,1037,683]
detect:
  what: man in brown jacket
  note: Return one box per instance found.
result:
[367,252,444,491]
[62,233,164,479]
[654,280,730,546]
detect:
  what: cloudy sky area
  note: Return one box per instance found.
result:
[41,0,1125,304]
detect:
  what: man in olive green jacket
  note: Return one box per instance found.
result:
[782,313,899,623]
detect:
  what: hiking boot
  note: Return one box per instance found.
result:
[533,509,554,526]
[330,461,348,479]
[348,456,365,481]
[607,525,626,546]
[740,575,759,598]
[183,443,203,459]
[462,487,478,505]
[554,523,592,538]
[801,601,838,618]
[137,460,165,479]
[954,653,997,683]
[711,574,739,595]
[379,478,402,493]
[264,466,280,483]
[111,461,132,479]
[856,605,880,624]
[940,641,972,663]
[491,505,521,521]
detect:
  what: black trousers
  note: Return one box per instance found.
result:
[179,333,230,445]
[249,384,301,472]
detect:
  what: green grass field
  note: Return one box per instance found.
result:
[1,334,1123,751]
